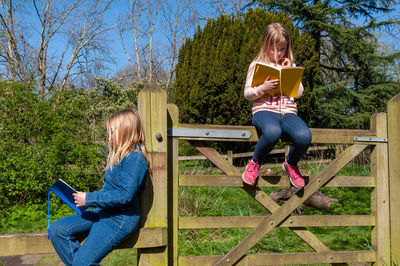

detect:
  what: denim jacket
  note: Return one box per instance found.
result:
[85,150,148,216]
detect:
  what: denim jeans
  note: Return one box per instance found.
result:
[48,208,139,266]
[252,111,312,165]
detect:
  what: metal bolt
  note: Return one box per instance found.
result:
[241,132,246,137]
[317,178,321,182]
[226,258,230,263]
[204,131,210,136]
[330,256,333,259]
[155,133,163,142]
[270,221,274,225]
[289,220,293,224]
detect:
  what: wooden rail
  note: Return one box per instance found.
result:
[178,145,330,161]
[0,227,167,257]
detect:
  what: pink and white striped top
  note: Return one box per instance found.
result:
[244,61,304,115]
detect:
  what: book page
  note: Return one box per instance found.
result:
[280,67,304,98]
[251,63,281,96]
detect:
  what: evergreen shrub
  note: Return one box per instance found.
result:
[0,79,139,210]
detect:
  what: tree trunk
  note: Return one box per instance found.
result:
[269,187,339,210]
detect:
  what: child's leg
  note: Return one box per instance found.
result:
[281,113,312,165]
[72,214,139,265]
[252,111,282,164]
[48,210,100,265]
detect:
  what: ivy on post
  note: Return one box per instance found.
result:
[137,84,168,266]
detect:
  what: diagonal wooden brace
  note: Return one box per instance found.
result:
[188,140,333,253]
[213,144,368,265]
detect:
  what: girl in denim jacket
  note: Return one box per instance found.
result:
[49,109,149,265]
[242,23,312,187]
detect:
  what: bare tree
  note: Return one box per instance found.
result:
[117,0,161,85]
[117,0,201,87]
[117,0,144,83]
[160,0,196,87]
[0,0,115,97]
[190,0,250,21]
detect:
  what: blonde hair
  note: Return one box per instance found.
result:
[253,23,294,65]
[106,109,150,170]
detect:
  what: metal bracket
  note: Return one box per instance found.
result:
[168,128,251,139]
[353,137,388,143]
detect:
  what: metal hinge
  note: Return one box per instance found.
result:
[168,128,252,139]
[353,137,388,143]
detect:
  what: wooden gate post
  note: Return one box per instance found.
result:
[370,112,390,265]
[137,85,168,265]
[167,103,179,266]
[388,93,400,265]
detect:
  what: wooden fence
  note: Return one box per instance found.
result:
[0,87,399,266]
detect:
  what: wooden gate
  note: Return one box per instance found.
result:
[167,93,398,265]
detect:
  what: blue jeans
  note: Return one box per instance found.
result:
[48,208,139,266]
[252,111,312,165]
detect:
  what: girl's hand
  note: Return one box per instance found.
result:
[281,58,291,67]
[73,192,86,207]
[260,75,279,94]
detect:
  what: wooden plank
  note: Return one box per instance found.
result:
[138,87,168,266]
[179,175,375,188]
[179,250,375,265]
[178,146,332,161]
[370,113,390,265]
[388,93,400,264]
[189,140,331,253]
[0,227,167,256]
[167,103,179,266]
[179,215,375,229]
[214,144,368,265]
[118,227,168,249]
[179,124,375,144]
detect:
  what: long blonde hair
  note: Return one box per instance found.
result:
[105,109,150,170]
[253,23,294,65]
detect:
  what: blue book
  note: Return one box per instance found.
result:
[49,179,88,215]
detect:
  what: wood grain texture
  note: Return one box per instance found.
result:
[179,250,375,265]
[0,227,167,256]
[388,93,400,264]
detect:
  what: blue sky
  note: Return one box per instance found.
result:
[104,1,399,76]
[13,0,400,82]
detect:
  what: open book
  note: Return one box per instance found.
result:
[49,179,87,215]
[251,62,304,98]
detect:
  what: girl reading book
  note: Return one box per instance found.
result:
[48,109,149,265]
[242,22,312,187]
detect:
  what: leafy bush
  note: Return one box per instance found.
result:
[0,79,140,213]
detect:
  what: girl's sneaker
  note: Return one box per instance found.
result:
[282,160,305,188]
[242,160,260,186]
